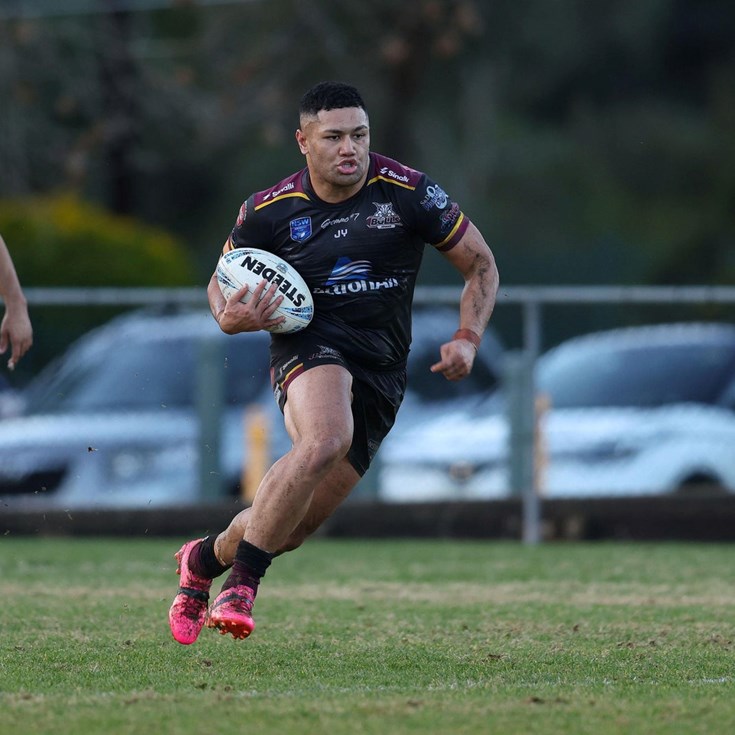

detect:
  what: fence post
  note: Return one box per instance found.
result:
[504,351,541,545]
[196,337,225,501]
[242,405,270,503]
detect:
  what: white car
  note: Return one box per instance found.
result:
[0,306,503,509]
[379,322,735,501]
[0,310,287,509]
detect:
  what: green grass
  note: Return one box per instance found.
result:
[1,538,734,734]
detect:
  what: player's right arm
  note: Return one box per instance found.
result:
[208,238,285,335]
[209,196,286,334]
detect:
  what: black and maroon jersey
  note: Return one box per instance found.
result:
[225,152,470,371]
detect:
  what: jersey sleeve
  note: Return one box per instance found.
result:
[224,195,273,253]
[408,174,470,253]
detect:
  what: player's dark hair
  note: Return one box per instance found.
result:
[299,81,367,118]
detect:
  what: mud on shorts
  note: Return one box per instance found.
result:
[269,332,406,477]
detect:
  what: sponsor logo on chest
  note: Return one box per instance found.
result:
[313,256,399,296]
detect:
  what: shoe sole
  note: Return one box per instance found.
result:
[207,616,255,640]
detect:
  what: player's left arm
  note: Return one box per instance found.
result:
[430,221,499,381]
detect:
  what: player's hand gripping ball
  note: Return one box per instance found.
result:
[216,248,314,334]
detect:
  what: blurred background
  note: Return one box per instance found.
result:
[1,0,734,367]
[1,0,734,520]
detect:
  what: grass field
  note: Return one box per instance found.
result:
[1,537,734,735]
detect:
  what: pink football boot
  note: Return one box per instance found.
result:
[206,586,256,640]
[168,539,213,645]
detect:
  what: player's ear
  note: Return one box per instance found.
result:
[295,129,308,155]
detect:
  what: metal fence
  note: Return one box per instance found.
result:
[24,281,735,353]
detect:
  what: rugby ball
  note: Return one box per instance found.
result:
[216,248,313,334]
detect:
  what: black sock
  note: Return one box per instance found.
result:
[220,540,274,594]
[189,536,230,579]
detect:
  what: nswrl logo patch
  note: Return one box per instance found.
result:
[290,217,312,242]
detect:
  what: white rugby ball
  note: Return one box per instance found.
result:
[216,248,314,334]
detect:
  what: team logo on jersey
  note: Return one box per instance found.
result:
[420,184,449,211]
[289,216,312,242]
[309,345,343,361]
[366,202,401,230]
[325,257,372,285]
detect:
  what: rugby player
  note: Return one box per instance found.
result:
[169,81,499,644]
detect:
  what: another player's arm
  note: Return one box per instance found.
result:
[0,234,33,369]
[431,221,499,381]
[208,240,285,335]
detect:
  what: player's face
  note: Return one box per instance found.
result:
[296,107,370,203]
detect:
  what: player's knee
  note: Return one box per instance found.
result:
[296,433,351,474]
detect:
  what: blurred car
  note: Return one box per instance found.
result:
[0,373,24,419]
[355,306,504,495]
[379,322,735,501]
[0,306,503,509]
[382,305,503,443]
[0,309,286,510]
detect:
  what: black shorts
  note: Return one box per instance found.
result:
[269,332,406,476]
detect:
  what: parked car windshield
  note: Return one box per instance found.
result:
[539,340,735,409]
[25,336,270,414]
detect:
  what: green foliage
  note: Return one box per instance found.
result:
[0,194,197,287]
[0,1,734,287]
[1,538,734,735]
